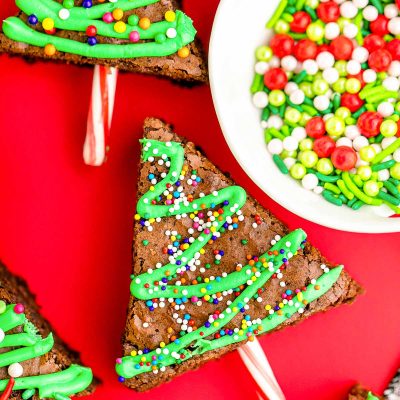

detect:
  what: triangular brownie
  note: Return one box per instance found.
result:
[0,1,207,83]
[0,262,94,399]
[115,118,363,391]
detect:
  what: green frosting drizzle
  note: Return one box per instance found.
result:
[115,139,344,379]
[2,0,197,59]
[0,304,93,399]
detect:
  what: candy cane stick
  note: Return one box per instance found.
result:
[0,378,15,400]
[83,65,118,166]
[239,338,286,400]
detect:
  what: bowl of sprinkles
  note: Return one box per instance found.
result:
[210,0,400,233]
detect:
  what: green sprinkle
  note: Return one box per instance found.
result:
[370,0,384,13]
[371,159,396,171]
[347,197,357,208]
[205,263,211,269]
[324,182,341,195]
[302,104,318,116]
[267,0,288,28]
[262,107,271,121]
[372,138,400,164]
[273,154,289,174]
[241,239,248,245]
[304,5,317,19]
[322,190,343,206]
[353,174,364,188]
[281,125,291,137]
[268,127,286,140]
[214,260,220,265]
[315,172,339,182]
[288,32,308,40]
[333,94,341,110]
[383,180,399,197]
[282,13,294,22]
[264,130,273,143]
[342,172,383,206]
[295,0,306,9]
[351,200,365,210]
[22,390,36,400]
[377,190,400,206]
[353,106,367,119]
[142,240,149,246]
[337,179,355,200]
[292,70,307,84]
[251,74,264,94]
[338,194,348,204]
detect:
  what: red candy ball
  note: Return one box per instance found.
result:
[331,147,357,171]
[340,92,364,112]
[270,34,294,58]
[357,111,383,138]
[264,68,288,90]
[294,39,318,61]
[317,1,340,23]
[330,36,354,60]
[368,49,392,72]
[86,25,97,37]
[290,11,311,33]
[370,15,389,36]
[306,117,326,139]
[363,34,385,52]
[313,136,336,158]
[386,39,400,61]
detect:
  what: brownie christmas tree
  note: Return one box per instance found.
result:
[0,262,94,400]
[116,118,362,391]
[0,0,207,82]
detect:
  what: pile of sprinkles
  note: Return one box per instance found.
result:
[115,138,344,381]
[252,0,400,214]
[2,0,196,59]
[0,302,92,399]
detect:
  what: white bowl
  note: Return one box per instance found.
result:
[209,0,400,233]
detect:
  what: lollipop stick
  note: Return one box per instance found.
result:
[83,65,118,166]
[0,378,15,400]
[238,338,286,400]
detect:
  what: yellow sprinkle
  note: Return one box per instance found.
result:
[238,330,244,335]
[140,356,146,362]
[149,218,155,223]
[42,17,54,31]
[131,350,137,357]
[265,304,271,311]
[171,235,176,241]
[204,295,210,301]
[200,248,205,254]
[190,213,195,219]
[279,302,284,308]
[210,227,216,232]
[204,278,210,283]
[251,276,257,282]
[213,211,219,217]
[213,322,219,327]
[167,194,173,200]
[114,21,126,33]
[160,342,165,348]
[232,307,238,312]
[134,214,140,220]
[297,292,303,301]
[165,10,176,22]
[149,186,155,191]
[178,46,190,58]
[200,288,206,293]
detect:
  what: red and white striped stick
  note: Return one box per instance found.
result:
[83,65,118,166]
[239,338,286,400]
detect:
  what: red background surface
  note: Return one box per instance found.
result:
[1,1,400,399]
